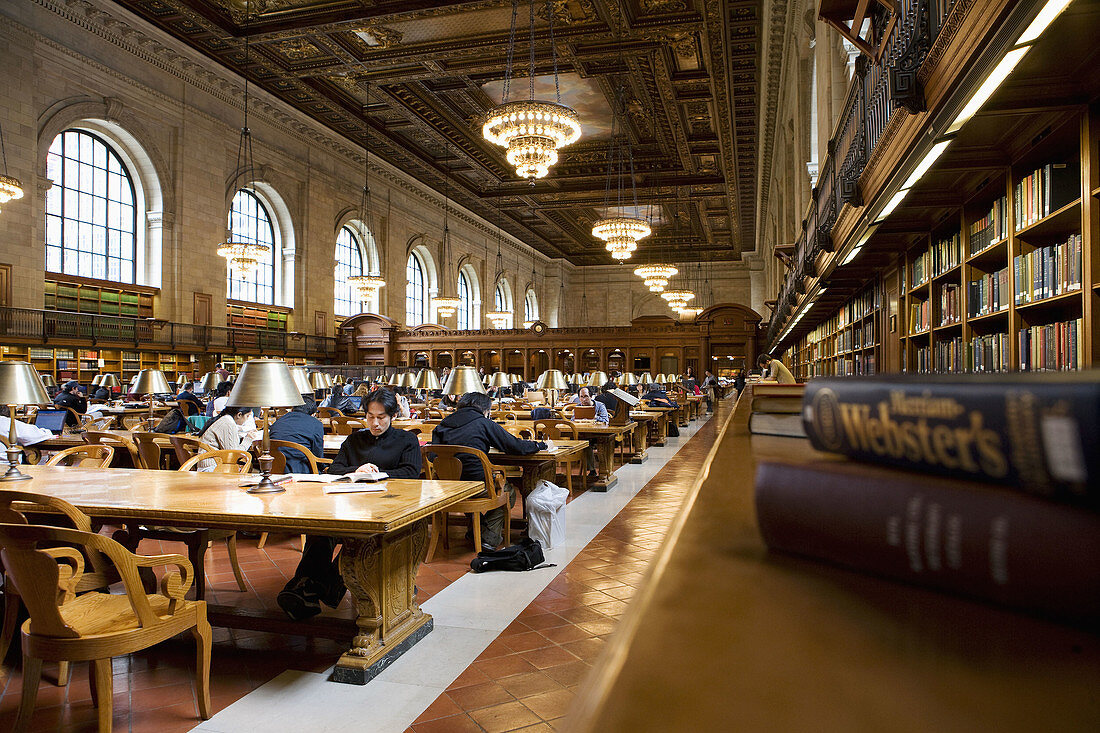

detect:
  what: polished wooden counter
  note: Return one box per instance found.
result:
[567,398,1100,731]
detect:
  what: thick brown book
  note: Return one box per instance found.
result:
[749,413,806,438]
[755,459,1100,626]
[751,396,803,414]
[753,383,806,398]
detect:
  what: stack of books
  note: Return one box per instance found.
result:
[755,373,1100,626]
[747,382,806,438]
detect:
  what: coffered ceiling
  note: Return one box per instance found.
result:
[110,0,762,264]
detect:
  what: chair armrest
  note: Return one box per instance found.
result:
[317,457,333,464]
[132,553,194,609]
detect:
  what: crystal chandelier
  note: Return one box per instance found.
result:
[592,82,649,261]
[347,81,385,304]
[662,289,695,310]
[676,306,702,319]
[430,145,461,320]
[486,311,512,329]
[0,120,23,211]
[482,0,580,181]
[633,264,678,293]
[485,197,513,329]
[219,3,270,278]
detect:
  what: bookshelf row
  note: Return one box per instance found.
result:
[792,283,881,379]
[786,106,1099,377]
[44,278,155,318]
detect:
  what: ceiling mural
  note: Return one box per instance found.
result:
[109,0,763,265]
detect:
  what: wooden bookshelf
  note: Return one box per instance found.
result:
[792,282,881,380]
[44,276,155,318]
[1,345,196,386]
[227,301,290,332]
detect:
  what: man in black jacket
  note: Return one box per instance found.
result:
[53,381,87,427]
[431,391,545,551]
[269,396,324,473]
[595,382,619,415]
[277,389,422,621]
[175,382,205,415]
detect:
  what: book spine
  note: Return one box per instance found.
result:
[754,461,1100,626]
[801,378,1100,504]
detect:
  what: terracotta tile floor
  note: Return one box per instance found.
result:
[0,412,719,733]
[407,415,721,732]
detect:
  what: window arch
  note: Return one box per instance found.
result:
[457,271,472,330]
[493,280,514,329]
[227,189,276,305]
[524,290,538,324]
[45,130,138,284]
[406,252,429,326]
[335,225,367,317]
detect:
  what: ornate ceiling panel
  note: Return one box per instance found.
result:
[110,0,762,264]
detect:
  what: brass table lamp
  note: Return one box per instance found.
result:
[442,366,487,397]
[0,361,51,481]
[536,369,569,409]
[199,372,225,393]
[132,369,172,429]
[289,366,313,396]
[414,369,441,402]
[228,359,304,493]
[99,374,121,397]
[487,372,512,411]
[585,371,610,389]
[617,373,640,387]
[40,373,56,389]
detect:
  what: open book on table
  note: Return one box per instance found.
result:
[289,472,389,493]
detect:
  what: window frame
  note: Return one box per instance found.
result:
[226,188,277,306]
[334,225,367,317]
[405,252,428,326]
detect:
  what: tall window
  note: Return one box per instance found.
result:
[227,189,275,304]
[457,271,472,330]
[405,253,427,326]
[525,290,538,323]
[45,130,137,283]
[494,283,513,328]
[334,226,365,317]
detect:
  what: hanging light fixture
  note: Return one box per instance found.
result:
[0,119,24,211]
[347,81,385,303]
[483,0,580,181]
[218,0,270,278]
[592,77,649,261]
[633,264,678,293]
[484,198,513,328]
[662,289,695,310]
[431,146,462,319]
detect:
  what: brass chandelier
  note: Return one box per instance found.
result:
[482,0,580,181]
[0,119,23,212]
[484,192,513,329]
[218,2,270,278]
[633,263,678,293]
[593,82,649,261]
[347,82,385,302]
[430,147,461,319]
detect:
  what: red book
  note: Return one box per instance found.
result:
[755,460,1100,627]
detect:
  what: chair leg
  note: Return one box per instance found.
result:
[563,461,573,495]
[1,580,19,665]
[56,661,71,687]
[256,532,268,550]
[503,503,512,547]
[300,534,307,552]
[193,609,212,720]
[441,513,450,549]
[15,654,43,733]
[225,534,248,592]
[92,658,113,733]
[471,513,482,552]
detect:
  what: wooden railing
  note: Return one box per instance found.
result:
[0,306,338,358]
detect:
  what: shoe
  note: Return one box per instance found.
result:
[320,578,346,609]
[480,542,498,553]
[277,580,322,622]
[587,470,598,478]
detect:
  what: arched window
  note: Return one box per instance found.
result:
[45,130,137,283]
[524,290,538,323]
[334,226,366,317]
[457,271,473,330]
[406,253,428,326]
[227,189,276,304]
[494,282,513,329]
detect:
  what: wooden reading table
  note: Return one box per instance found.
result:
[13,467,482,685]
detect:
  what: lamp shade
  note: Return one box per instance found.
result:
[199,372,224,392]
[641,373,655,385]
[91,375,104,386]
[226,359,305,409]
[536,369,568,391]
[510,373,524,385]
[585,371,610,387]
[132,369,172,396]
[99,374,121,389]
[309,372,329,390]
[0,362,51,406]
[415,369,441,391]
[332,374,346,385]
[667,373,680,383]
[487,372,512,389]
[654,374,667,384]
[289,367,313,395]
[442,366,486,396]
[176,373,190,385]
[39,373,56,388]
[398,372,417,388]
[387,372,402,386]
[617,373,639,386]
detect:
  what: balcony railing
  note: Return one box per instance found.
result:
[766,0,957,347]
[0,307,338,358]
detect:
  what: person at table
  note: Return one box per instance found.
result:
[0,406,55,446]
[269,396,323,474]
[320,384,351,413]
[205,381,231,417]
[595,383,619,415]
[175,382,204,415]
[702,370,719,412]
[683,367,697,392]
[571,387,608,478]
[731,370,746,401]
[757,353,796,384]
[53,381,87,427]
[431,391,546,552]
[90,382,112,401]
[196,406,258,470]
[277,388,421,621]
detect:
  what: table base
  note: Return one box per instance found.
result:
[332,617,434,685]
[629,453,649,465]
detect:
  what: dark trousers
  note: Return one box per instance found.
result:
[292,536,341,588]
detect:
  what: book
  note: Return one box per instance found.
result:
[749,413,807,438]
[754,460,1100,626]
[291,472,389,483]
[801,374,1100,508]
[751,396,803,414]
[752,383,805,398]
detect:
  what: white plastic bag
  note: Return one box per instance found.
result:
[526,479,568,549]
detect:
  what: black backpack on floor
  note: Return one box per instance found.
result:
[470,537,555,573]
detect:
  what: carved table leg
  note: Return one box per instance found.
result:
[332,518,433,685]
[630,421,649,464]
[590,435,618,492]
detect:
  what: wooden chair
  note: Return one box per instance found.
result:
[168,435,217,467]
[0,497,211,732]
[177,400,199,417]
[0,434,41,467]
[131,432,176,470]
[81,431,141,469]
[534,418,585,494]
[120,415,146,430]
[421,445,510,560]
[330,415,367,435]
[79,415,116,431]
[43,445,115,468]
[178,449,252,473]
[316,407,342,420]
[0,490,114,689]
[252,439,330,552]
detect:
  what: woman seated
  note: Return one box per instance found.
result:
[196,406,258,471]
[277,388,422,621]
